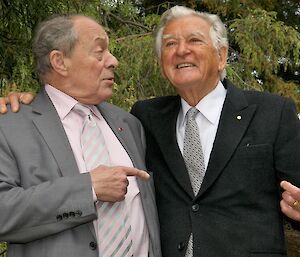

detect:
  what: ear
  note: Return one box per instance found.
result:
[218,47,228,72]
[49,50,69,76]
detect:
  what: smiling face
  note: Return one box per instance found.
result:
[62,16,119,104]
[161,15,227,101]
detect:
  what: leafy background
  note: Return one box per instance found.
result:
[0,0,299,256]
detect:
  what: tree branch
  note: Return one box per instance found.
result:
[0,249,7,256]
[116,32,152,42]
[108,12,151,32]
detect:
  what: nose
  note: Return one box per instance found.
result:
[176,40,190,56]
[106,52,119,69]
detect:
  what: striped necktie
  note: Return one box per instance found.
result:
[73,104,133,257]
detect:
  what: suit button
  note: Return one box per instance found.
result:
[89,241,97,250]
[63,212,69,219]
[56,214,62,221]
[177,242,185,251]
[192,204,199,212]
[75,210,82,217]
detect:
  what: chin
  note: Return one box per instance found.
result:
[95,91,113,104]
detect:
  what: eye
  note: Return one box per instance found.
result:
[164,40,177,48]
[94,50,103,61]
[189,37,203,44]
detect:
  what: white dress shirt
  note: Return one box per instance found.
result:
[176,81,227,169]
[45,84,149,256]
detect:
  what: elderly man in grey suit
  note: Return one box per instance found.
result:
[0,14,161,257]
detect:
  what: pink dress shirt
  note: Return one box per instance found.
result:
[45,84,149,256]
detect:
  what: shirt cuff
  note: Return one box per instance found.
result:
[92,187,97,202]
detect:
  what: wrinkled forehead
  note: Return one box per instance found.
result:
[73,16,108,39]
[162,15,211,38]
[162,31,206,40]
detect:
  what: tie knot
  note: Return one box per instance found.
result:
[73,103,91,118]
[186,107,199,120]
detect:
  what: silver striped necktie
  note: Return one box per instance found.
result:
[73,103,133,257]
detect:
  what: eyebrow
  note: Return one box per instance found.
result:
[94,36,107,43]
[93,36,108,49]
[162,31,206,40]
[162,34,176,40]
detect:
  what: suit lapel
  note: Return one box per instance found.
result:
[149,96,195,198]
[31,90,80,178]
[197,82,257,197]
[98,102,146,171]
[98,103,153,198]
[32,91,99,240]
[98,103,157,237]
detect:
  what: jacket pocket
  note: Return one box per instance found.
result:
[250,249,287,257]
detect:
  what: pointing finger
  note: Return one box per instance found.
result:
[125,167,150,180]
[280,181,300,195]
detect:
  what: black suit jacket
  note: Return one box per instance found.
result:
[131,79,300,257]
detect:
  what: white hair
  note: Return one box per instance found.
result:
[154,6,229,80]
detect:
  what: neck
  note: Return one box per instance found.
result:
[178,80,219,106]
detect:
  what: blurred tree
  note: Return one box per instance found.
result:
[0,0,100,95]
[0,0,299,110]
[139,0,300,109]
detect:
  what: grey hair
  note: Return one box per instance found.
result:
[32,14,79,82]
[155,6,228,80]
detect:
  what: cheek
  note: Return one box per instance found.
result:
[161,56,174,75]
[94,62,105,74]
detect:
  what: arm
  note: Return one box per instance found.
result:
[275,98,300,222]
[0,124,149,243]
[0,127,97,243]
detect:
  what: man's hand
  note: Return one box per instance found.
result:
[90,165,150,202]
[280,181,300,221]
[0,92,35,113]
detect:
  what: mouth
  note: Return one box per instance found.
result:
[176,63,196,69]
[103,77,115,82]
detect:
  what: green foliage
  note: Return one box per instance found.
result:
[0,0,299,111]
[0,0,100,95]
[0,242,6,257]
[230,9,299,75]
[229,8,300,104]
[110,33,175,110]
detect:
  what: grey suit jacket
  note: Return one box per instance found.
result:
[0,89,161,257]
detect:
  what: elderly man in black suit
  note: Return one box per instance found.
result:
[131,6,300,257]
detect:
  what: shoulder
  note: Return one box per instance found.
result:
[224,80,298,124]
[243,89,296,116]
[99,101,142,125]
[100,101,128,114]
[225,79,294,109]
[244,89,287,104]
[133,95,179,108]
[131,95,179,116]
[0,104,33,124]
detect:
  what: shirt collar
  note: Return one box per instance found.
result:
[45,84,102,120]
[179,81,227,126]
